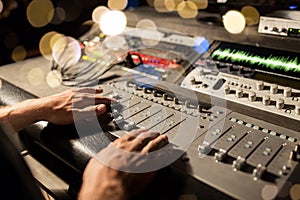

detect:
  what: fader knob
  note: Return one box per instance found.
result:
[295,103,300,115]
[263,95,271,106]
[256,81,264,90]
[235,89,243,98]
[270,84,278,94]
[248,91,256,102]
[174,97,179,104]
[283,87,292,97]
[224,85,230,94]
[276,98,284,109]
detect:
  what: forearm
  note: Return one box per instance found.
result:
[0,98,51,132]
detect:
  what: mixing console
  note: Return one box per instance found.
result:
[93,76,299,200]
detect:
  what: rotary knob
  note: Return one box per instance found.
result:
[256,81,264,90]
[248,91,256,102]
[263,95,271,106]
[283,87,292,97]
[235,89,243,98]
[276,98,284,109]
[270,84,278,94]
[224,85,230,94]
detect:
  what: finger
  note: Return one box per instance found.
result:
[74,104,107,118]
[129,131,160,151]
[74,87,104,94]
[141,134,169,153]
[94,95,116,104]
[125,128,149,140]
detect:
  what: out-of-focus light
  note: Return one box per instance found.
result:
[12,45,27,62]
[100,10,127,36]
[49,33,64,51]
[27,67,44,86]
[46,70,62,88]
[153,0,170,12]
[261,185,278,200]
[223,10,246,34]
[289,5,298,10]
[92,6,109,24]
[290,184,300,200]
[147,0,155,7]
[177,0,198,19]
[136,19,157,30]
[241,5,260,26]
[108,0,128,10]
[26,0,54,27]
[0,1,3,14]
[104,35,127,51]
[165,0,176,11]
[52,36,81,67]
[50,7,66,25]
[39,31,58,60]
[191,0,208,9]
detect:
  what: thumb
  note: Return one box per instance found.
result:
[95,104,107,115]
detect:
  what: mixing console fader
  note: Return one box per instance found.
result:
[97,77,299,200]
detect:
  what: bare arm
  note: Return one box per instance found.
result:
[0,87,115,132]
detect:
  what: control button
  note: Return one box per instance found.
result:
[213,78,226,90]
[263,95,271,106]
[174,97,179,104]
[295,103,300,115]
[153,90,159,97]
[283,87,292,97]
[190,76,196,85]
[252,164,266,181]
[143,87,151,94]
[232,156,245,171]
[235,89,243,98]
[163,93,168,101]
[248,91,256,102]
[270,84,278,94]
[198,141,210,155]
[276,98,284,109]
[224,85,230,94]
[214,149,227,162]
[123,121,135,131]
[185,100,191,108]
[256,81,264,90]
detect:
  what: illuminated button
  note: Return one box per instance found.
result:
[256,81,264,90]
[248,91,256,102]
[224,85,230,94]
[237,120,244,125]
[283,87,292,97]
[295,103,300,115]
[246,123,252,128]
[230,117,237,122]
[279,134,287,139]
[288,137,296,142]
[236,89,243,98]
[252,125,259,130]
[263,95,271,106]
[269,131,277,136]
[262,128,269,133]
[270,84,278,94]
[276,98,284,109]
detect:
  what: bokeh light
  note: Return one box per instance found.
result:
[223,10,246,34]
[52,36,81,67]
[11,45,27,62]
[164,0,176,11]
[147,0,155,7]
[39,31,58,60]
[191,0,208,9]
[0,79,2,90]
[0,1,3,14]
[241,5,260,26]
[46,70,62,88]
[103,35,127,51]
[26,0,54,28]
[49,33,65,50]
[56,0,82,22]
[177,0,198,19]
[108,0,128,10]
[153,0,170,13]
[50,7,66,25]
[290,184,300,200]
[27,67,44,86]
[100,10,127,36]
[92,6,109,24]
[261,185,278,200]
[136,19,157,30]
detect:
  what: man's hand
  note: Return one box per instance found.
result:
[78,128,169,200]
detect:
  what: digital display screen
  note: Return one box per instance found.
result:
[211,41,300,79]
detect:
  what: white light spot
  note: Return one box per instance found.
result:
[100,10,127,36]
[103,35,127,50]
[92,6,109,24]
[27,68,45,86]
[136,19,157,30]
[52,36,81,67]
[223,10,246,34]
[46,70,62,88]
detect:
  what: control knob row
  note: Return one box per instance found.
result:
[256,81,292,97]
